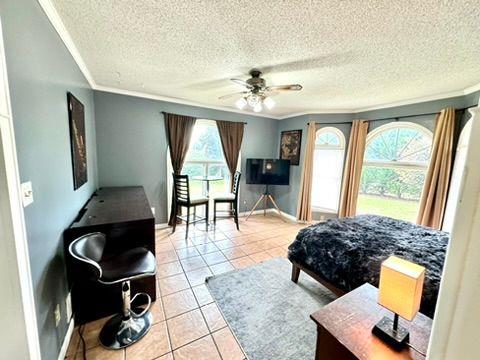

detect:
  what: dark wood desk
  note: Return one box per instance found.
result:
[64,186,156,324]
[310,284,432,360]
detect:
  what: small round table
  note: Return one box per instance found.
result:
[192,175,223,197]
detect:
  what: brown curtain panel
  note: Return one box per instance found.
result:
[216,120,244,190]
[417,108,456,229]
[296,122,316,222]
[338,120,369,218]
[164,112,196,226]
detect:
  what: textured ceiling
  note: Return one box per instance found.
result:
[51,0,480,116]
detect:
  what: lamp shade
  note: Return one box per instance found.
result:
[378,256,425,321]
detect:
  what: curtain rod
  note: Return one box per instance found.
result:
[307,105,476,126]
[161,112,247,124]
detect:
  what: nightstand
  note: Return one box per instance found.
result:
[310,283,432,360]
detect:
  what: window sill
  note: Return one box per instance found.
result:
[312,207,338,214]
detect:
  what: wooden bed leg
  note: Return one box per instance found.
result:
[291,264,300,283]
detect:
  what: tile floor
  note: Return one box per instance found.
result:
[66,215,306,360]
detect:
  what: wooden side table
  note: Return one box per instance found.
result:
[310,283,432,360]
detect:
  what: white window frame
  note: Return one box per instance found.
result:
[312,127,346,213]
[183,119,230,195]
[358,121,433,220]
[364,121,433,171]
[166,119,235,221]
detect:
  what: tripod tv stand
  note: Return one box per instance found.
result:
[245,185,286,221]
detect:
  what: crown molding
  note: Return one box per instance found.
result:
[93,85,280,119]
[37,0,95,87]
[463,81,480,96]
[277,82,480,120]
[38,0,480,121]
[276,109,354,120]
[352,89,466,113]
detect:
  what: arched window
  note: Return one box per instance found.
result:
[443,119,472,232]
[357,122,433,222]
[312,127,346,213]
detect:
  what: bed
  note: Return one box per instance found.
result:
[287,215,449,318]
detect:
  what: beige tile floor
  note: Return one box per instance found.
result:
[66,214,306,360]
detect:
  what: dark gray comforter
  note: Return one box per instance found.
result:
[287,215,449,317]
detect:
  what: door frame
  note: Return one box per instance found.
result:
[427,105,480,358]
[0,17,41,359]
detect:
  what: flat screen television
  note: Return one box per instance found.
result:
[246,159,290,186]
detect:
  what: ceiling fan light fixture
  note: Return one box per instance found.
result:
[235,97,247,110]
[247,94,261,108]
[263,96,275,110]
[253,102,262,113]
[221,69,302,113]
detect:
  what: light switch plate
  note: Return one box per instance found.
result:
[65,292,72,321]
[20,181,33,207]
[54,304,61,327]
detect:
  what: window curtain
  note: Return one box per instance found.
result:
[417,108,455,229]
[164,112,196,226]
[296,121,316,222]
[338,120,369,218]
[216,120,244,190]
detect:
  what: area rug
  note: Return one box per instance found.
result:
[206,258,337,360]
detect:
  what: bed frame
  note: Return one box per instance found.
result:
[290,260,346,297]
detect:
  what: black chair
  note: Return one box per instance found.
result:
[68,232,156,349]
[213,171,241,230]
[172,173,209,239]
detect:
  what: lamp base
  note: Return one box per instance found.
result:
[372,316,409,350]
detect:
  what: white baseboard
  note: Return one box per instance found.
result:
[154,223,169,230]
[58,318,75,360]
[275,209,298,222]
[240,208,298,222]
[238,208,272,217]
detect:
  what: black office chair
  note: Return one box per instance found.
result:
[213,171,241,230]
[69,232,156,349]
[172,173,209,239]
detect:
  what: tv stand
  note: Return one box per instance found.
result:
[245,185,286,221]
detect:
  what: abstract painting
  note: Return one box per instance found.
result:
[279,129,302,165]
[67,92,87,190]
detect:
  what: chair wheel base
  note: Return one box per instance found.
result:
[99,308,152,349]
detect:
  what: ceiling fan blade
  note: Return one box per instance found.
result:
[265,84,303,92]
[230,78,253,89]
[263,90,279,97]
[218,91,249,100]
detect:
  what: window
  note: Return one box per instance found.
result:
[443,119,472,232]
[182,120,230,197]
[357,122,433,222]
[311,127,346,213]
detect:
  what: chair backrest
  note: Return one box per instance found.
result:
[232,171,241,200]
[173,173,190,204]
[69,232,106,281]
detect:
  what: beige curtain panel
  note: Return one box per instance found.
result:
[417,108,456,229]
[216,120,245,190]
[338,120,369,218]
[296,121,316,222]
[164,112,197,226]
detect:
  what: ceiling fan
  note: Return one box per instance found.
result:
[219,69,302,112]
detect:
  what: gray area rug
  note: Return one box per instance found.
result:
[206,258,337,360]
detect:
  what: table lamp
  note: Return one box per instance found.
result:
[372,256,425,349]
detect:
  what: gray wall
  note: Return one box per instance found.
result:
[1,1,479,356]
[274,114,354,217]
[275,91,480,217]
[94,91,278,223]
[0,0,98,359]
[94,89,480,222]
